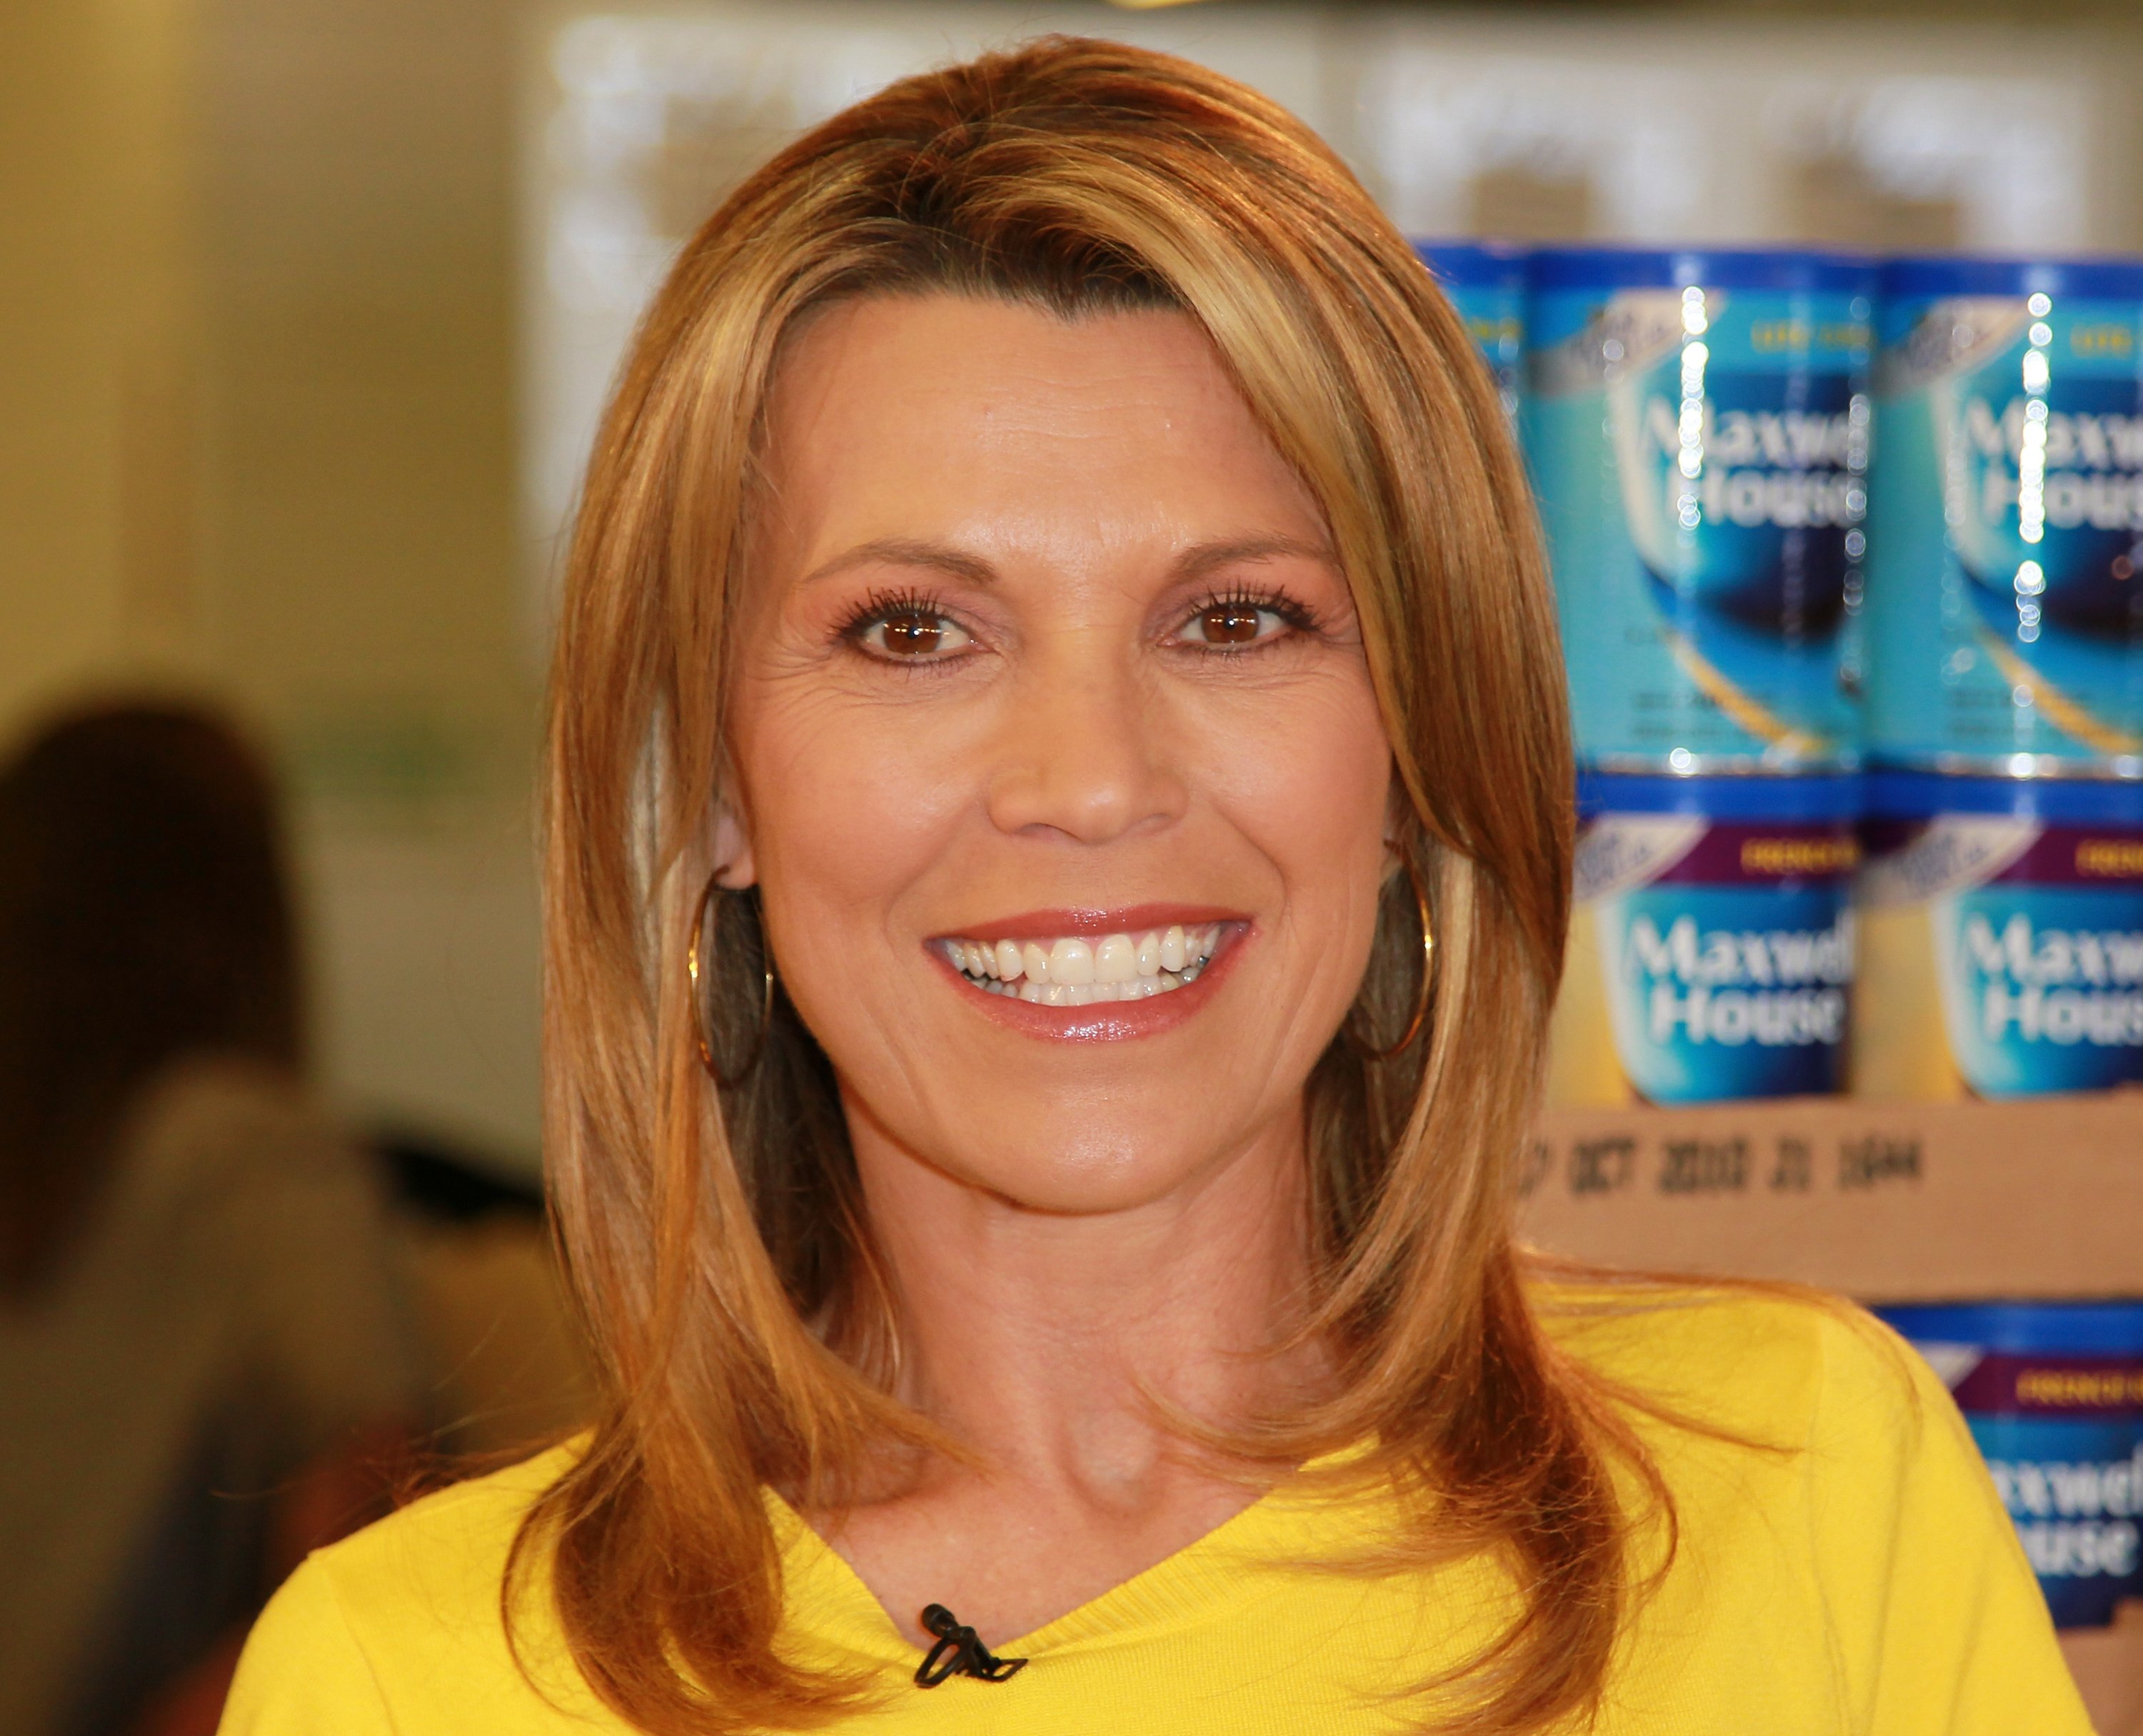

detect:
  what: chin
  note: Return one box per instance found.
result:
[943,1122,1223,1216]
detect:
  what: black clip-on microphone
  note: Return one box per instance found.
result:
[914,1604,1029,1687]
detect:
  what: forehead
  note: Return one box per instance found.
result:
[752,294,1327,564]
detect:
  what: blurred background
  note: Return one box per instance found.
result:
[10,0,2143,1185]
[9,0,2143,1729]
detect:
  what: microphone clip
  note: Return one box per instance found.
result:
[914,1603,1029,1687]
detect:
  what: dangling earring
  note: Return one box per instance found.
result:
[686,868,774,1087]
[1344,845,1434,1062]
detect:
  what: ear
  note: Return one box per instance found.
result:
[710,794,758,890]
[1382,776,1414,881]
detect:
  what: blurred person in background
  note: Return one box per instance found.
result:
[0,702,427,1736]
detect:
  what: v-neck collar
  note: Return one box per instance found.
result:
[764,1443,1384,1668]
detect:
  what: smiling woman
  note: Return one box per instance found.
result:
[221,34,2084,1736]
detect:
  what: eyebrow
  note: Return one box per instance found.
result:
[1168,534,1337,583]
[799,532,1337,592]
[800,538,999,590]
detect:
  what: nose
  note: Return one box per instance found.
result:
[983,632,1187,844]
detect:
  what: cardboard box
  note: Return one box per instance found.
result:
[1521,1093,2143,1300]
[1520,1094,2143,1725]
[2068,1607,2143,1736]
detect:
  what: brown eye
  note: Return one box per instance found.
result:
[1180,599,1292,649]
[881,611,944,654]
[1199,606,1263,644]
[855,605,973,660]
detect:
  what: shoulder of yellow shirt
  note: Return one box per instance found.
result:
[301,1280,1921,1608]
[1537,1274,1922,1448]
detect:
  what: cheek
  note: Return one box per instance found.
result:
[1194,677,1393,930]
[732,687,977,974]
[1226,677,1389,844]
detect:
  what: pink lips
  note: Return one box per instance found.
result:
[930,904,1247,944]
[925,907,1250,1043]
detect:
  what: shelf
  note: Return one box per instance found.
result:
[1521,1092,2143,1301]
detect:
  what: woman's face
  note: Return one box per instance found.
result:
[725,295,1392,1214]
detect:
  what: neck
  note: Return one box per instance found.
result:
[844,1099,1328,1499]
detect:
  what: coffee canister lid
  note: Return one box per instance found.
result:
[1413,239,1528,291]
[1881,254,2143,302]
[1881,1299,2143,1357]
[1865,769,2143,827]
[1529,245,1874,295]
[1577,771,1861,823]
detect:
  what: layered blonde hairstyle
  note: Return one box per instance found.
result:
[530,35,1655,1736]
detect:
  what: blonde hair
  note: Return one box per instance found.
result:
[529,36,1657,1735]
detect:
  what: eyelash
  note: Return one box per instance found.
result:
[835,588,968,659]
[1177,585,1320,649]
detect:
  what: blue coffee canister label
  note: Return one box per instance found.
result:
[1880,1301,2143,1628]
[1864,257,2143,775]
[1527,249,1875,773]
[1567,774,1857,1102]
[1417,240,1527,414]
[1859,772,2143,1096]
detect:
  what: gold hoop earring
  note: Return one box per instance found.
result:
[1344,847,1434,1062]
[687,868,774,1087]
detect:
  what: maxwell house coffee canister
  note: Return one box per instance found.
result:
[1854,771,2143,1099]
[1525,248,1874,773]
[1547,772,1857,1105]
[1880,1301,2143,1629]
[1863,257,2143,776]
[1415,239,1526,412]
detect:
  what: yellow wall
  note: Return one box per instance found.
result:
[0,0,206,721]
[1,0,544,1166]
[199,0,543,1164]
[200,0,526,804]
[0,0,529,766]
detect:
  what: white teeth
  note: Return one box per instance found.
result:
[1094,934,1137,983]
[944,923,1225,1006]
[1048,937,1096,986]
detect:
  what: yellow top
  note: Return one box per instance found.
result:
[219,1291,2089,1735]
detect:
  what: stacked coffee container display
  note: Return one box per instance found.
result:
[1422,242,2143,1109]
[1859,259,2143,1102]
[1424,242,1872,1107]
[1422,246,2143,1637]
